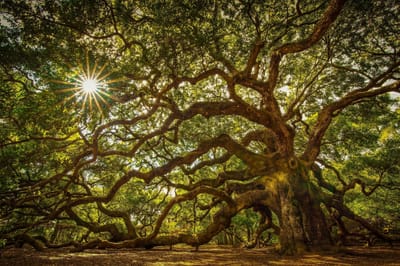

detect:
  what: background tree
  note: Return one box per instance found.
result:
[0,0,399,255]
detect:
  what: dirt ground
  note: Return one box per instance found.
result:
[1,245,399,266]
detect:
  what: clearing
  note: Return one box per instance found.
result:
[1,245,399,265]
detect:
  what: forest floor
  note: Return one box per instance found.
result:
[1,244,400,265]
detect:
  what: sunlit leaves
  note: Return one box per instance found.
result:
[1,0,399,249]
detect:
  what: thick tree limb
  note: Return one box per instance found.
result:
[302,80,400,162]
[266,0,347,92]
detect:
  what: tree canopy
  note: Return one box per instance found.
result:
[0,0,399,255]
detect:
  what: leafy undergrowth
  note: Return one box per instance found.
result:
[1,245,399,265]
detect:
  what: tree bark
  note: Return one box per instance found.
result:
[269,160,332,255]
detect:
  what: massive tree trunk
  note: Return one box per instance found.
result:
[264,159,332,255]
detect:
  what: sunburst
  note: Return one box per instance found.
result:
[52,56,123,116]
[81,78,98,93]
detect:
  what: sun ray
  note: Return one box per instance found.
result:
[94,63,108,80]
[96,91,112,106]
[63,91,83,103]
[89,94,93,111]
[78,62,85,76]
[82,92,89,111]
[97,90,114,100]
[96,70,113,82]
[91,60,99,79]
[104,77,127,84]
[93,95,105,116]
[86,55,90,79]
[49,79,74,85]
[57,87,82,93]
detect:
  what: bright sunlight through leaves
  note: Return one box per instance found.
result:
[52,55,123,116]
[81,78,98,93]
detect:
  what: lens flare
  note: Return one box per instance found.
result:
[52,55,124,116]
[82,78,98,93]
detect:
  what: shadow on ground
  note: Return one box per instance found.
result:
[1,245,399,265]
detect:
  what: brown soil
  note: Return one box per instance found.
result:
[1,245,399,265]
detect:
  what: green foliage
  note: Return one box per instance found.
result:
[0,0,399,250]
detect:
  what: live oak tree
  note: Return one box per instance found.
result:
[0,0,399,255]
